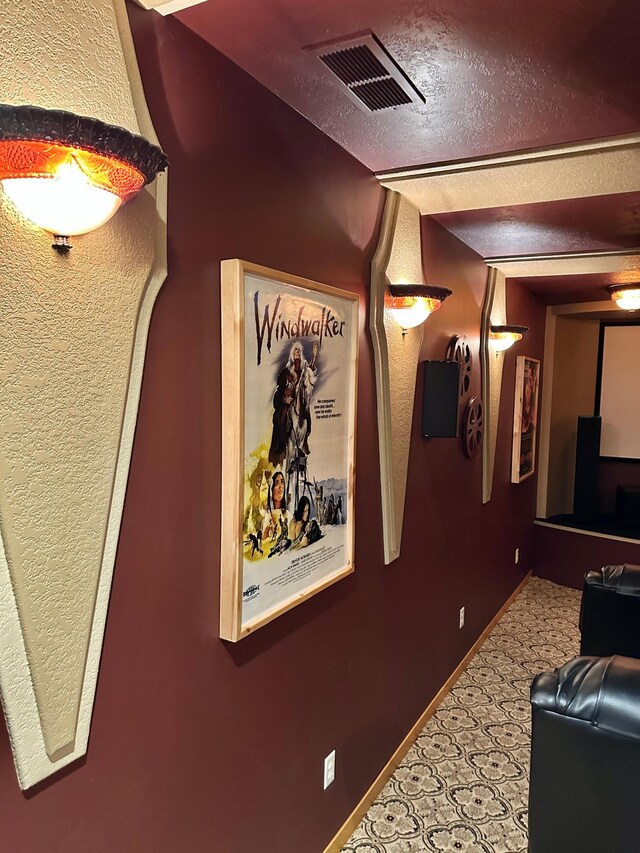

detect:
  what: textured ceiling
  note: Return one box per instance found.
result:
[432,193,640,259]
[177,0,640,172]
[509,272,638,305]
[177,0,640,304]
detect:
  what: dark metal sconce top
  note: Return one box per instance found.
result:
[0,104,168,185]
[389,284,453,301]
[490,324,529,335]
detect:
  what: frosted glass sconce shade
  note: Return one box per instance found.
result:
[0,104,167,250]
[489,324,529,352]
[609,284,640,312]
[387,284,452,331]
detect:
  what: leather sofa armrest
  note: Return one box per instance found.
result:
[585,564,640,595]
[531,655,640,741]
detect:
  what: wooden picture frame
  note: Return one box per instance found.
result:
[511,355,541,483]
[220,259,359,641]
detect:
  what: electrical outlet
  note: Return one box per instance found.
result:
[515,548,520,565]
[324,749,336,789]
[459,606,465,629]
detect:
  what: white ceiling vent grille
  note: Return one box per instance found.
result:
[313,34,424,113]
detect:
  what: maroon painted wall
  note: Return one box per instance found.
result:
[533,524,640,589]
[598,458,640,516]
[0,10,545,853]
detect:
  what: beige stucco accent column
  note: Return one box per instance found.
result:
[370,190,424,564]
[0,0,167,788]
[480,267,506,504]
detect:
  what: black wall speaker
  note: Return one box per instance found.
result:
[573,415,601,523]
[422,360,460,438]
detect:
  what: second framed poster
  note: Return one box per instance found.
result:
[220,259,358,641]
[511,355,541,483]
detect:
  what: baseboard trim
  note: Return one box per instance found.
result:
[323,571,532,853]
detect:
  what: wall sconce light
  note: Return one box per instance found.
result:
[387,284,452,334]
[608,284,640,312]
[489,324,529,352]
[0,104,168,252]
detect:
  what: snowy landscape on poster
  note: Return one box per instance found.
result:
[240,273,355,625]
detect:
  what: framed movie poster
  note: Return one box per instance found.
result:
[220,259,358,641]
[511,355,541,483]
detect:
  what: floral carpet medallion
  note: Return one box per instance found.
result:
[342,578,580,853]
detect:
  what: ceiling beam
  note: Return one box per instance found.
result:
[486,248,640,278]
[377,134,640,214]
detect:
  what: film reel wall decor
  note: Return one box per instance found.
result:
[446,335,484,459]
[462,395,484,458]
[445,335,472,401]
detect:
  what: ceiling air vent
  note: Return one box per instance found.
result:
[313,34,424,113]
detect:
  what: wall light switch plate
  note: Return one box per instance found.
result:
[324,749,336,789]
[459,606,465,629]
[515,548,520,564]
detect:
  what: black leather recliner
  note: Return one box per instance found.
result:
[580,563,640,658]
[529,655,640,853]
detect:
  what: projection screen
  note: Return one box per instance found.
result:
[599,324,640,459]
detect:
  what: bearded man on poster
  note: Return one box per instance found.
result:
[268,340,318,504]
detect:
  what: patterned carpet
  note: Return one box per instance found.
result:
[342,578,581,853]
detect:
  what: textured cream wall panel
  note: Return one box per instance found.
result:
[385,197,424,560]
[0,0,166,787]
[0,199,154,759]
[480,268,506,504]
[546,318,600,516]
[378,135,640,214]
[370,192,424,564]
[385,196,424,286]
[384,323,423,562]
[0,0,138,131]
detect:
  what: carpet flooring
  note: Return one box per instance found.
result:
[342,578,581,853]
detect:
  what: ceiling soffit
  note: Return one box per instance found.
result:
[378,134,640,215]
[511,272,638,306]
[430,192,640,259]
